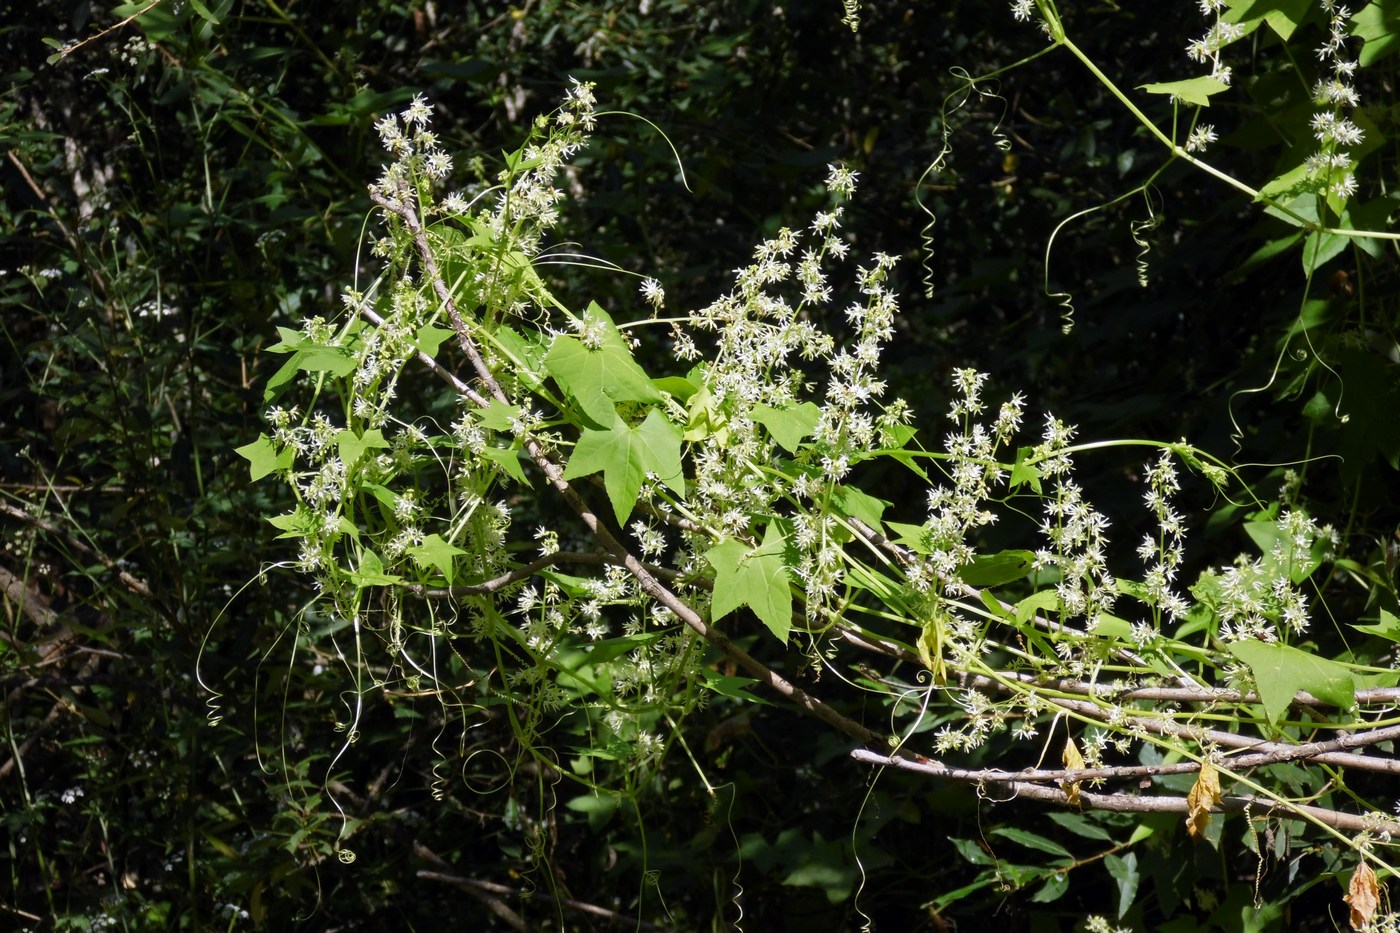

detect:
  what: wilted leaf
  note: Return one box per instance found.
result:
[1186,759,1222,840]
[1061,736,1085,808]
[1344,860,1380,931]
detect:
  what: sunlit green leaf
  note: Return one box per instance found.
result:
[1138,76,1230,106]
[958,550,1035,587]
[563,408,684,525]
[706,523,793,643]
[1353,608,1400,643]
[752,401,822,452]
[545,303,662,427]
[406,533,467,583]
[235,434,295,481]
[1227,638,1357,723]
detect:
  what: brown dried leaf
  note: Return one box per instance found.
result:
[1185,759,1222,840]
[1061,735,1085,808]
[1344,860,1380,931]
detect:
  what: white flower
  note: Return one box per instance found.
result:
[1186,124,1218,152]
[824,163,859,198]
[401,94,433,127]
[639,277,665,309]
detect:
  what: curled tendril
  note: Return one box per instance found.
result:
[1050,283,1078,335]
[1130,188,1164,288]
[337,849,356,864]
[916,68,1013,301]
[461,747,512,795]
[202,695,223,729]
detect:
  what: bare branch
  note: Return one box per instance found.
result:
[851,749,1400,836]
[413,842,662,930]
[0,500,151,599]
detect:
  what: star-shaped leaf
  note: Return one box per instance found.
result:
[545,302,662,427]
[406,533,467,584]
[563,409,684,526]
[236,434,294,481]
[706,523,793,643]
[1138,76,1230,107]
[1227,638,1363,725]
[752,401,821,453]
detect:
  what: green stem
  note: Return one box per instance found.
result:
[1053,36,1400,242]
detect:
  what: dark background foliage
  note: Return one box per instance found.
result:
[2,0,1396,929]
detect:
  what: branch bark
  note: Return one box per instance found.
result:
[852,749,1400,836]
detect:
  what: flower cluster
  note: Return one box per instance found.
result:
[1306,1,1363,199]
[1032,416,1116,630]
[371,93,454,205]
[680,169,855,549]
[1209,510,1336,642]
[1136,449,1189,631]
[492,78,597,251]
[1186,0,1244,86]
[913,371,1025,592]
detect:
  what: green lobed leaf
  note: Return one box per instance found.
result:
[1016,589,1059,625]
[957,550,1035,587]
[579,631,665,666]
[1010,446,1042,493]
[235,434,294,481]
[481,446,529,484]
[562,408,684,526]
[683,383,724,444]
[651,374,699,402]
[1226,0,1312,40]
[412,324,454,357]
[493,324,549,392]
[348,549,402,587]
[1226,638,1358,723]
[335,428,390,470]
[751,401,822,453]
[830,484,888,530]
[699,670,774,705]
[406,534,467,584]
[1138,76,1230,106]
[1353,608,1400,643]
[886,521,932,554]
[544,302,662,427]
[476,399,522,432]
[706,523,794,643]
[1354,1,1400,66]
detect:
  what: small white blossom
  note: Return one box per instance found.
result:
[1186,124,1217,152]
